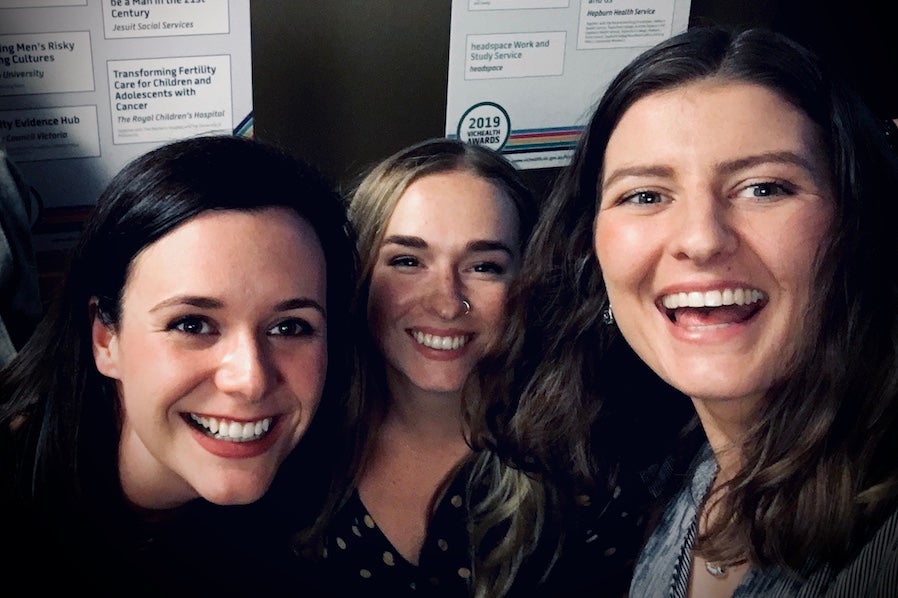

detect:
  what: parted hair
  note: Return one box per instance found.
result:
[0,135,358,514]
[298,137,540,597]
[475,25,898,576]
[345,138,536,496]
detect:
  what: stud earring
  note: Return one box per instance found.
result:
[601,304,614,325]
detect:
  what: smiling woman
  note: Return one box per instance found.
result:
[0,135,358,593]
[294,138,546,597]
[595,80,835,420]
[92,207,329,508]
[477,25,898,598]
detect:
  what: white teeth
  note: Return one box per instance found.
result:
[661,288,765,309]
[703,290,723,307]
[722,289,734,305]
[412,330,470,350]
[189,414,273,443]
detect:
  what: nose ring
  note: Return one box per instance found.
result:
[461,299,471,315]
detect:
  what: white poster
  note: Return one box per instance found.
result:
[107,54,233,144]
[446,0,691,169]
[0,0,252,238]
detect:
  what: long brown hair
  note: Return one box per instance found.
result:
[477,25,898,576]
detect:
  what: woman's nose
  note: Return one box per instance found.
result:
[214,331,275,401]
[670,193,738,264]
[427,268,468,320]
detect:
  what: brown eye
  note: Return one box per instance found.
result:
[388,256,419,268]
[169,316,214,335]
[268,318,314,337]
[473,262,506,275]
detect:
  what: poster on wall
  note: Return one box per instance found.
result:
[445,0,690,170]
[0,0,253,256]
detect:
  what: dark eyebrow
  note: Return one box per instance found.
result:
[274,298,326,316]
[382,235,427,249]
[382,235,514,256]
[150,296,223,312]
[150,295,325,316]
[602,165,673,190]
[716,151,817,175]
[603,151,817,191]
[468,239,514,256]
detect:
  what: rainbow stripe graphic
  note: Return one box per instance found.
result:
[500,125,584,154]
[450,125,583,154]
[234,112,254,138]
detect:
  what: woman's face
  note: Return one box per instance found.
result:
[594,80,834,409]
[367,169,521,397]
[92,207,328,509]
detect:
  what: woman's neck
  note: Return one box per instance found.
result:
[690,394,758,479]
[119,424,197,510]
[383,373,469,440]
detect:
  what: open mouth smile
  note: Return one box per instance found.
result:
[660,287,767,326]
[187,414,273,442]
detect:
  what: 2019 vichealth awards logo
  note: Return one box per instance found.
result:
[456,101,510,151]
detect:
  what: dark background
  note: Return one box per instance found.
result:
[249,0,898,200]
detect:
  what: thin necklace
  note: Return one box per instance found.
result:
[701,460,732,579]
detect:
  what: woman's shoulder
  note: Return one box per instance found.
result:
[737,504,898,597]
[826,504,898,595]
